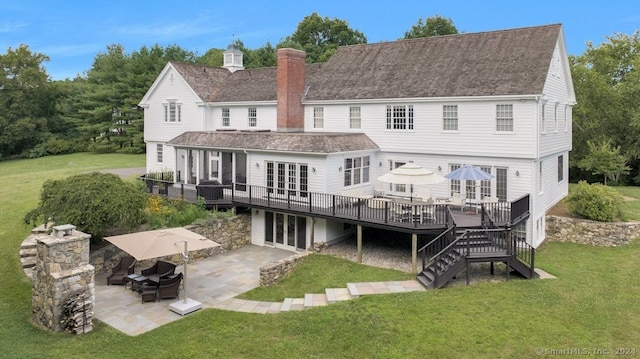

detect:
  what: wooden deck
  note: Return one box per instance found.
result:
[144,179,513,234]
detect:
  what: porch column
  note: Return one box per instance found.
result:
[195,150,200,185]
[412,233,418,274]
[356,224,362,263]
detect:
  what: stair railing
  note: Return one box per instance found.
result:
[418,225,456,271]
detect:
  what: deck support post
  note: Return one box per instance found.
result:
[310,217,315,248]
[356,224,362,263]
[412,233,418,274]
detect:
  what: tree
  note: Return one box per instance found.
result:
[0,44,54,159]
[24,172,147,241]
[75,44,196,153]
[577,139,630,185]
[570,31,640,183]
[281,13,367,63]
[403,15,458,39]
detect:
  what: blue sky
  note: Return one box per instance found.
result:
[1,0,638,80]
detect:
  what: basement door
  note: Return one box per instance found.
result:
[264,212,307,252]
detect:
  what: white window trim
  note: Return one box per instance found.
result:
[554,102,559,132]
[248,107,257,127]
[386,105,414,131]
[442,104,458,131]
[156,144,163,163]
[496,104,514,133]
[222,108,230,127]
[541,101,546,134]
[313,107,324,129]
[163,100,182,123]
[349,106,361,129]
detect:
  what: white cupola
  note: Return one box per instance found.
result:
[223,43,244,73]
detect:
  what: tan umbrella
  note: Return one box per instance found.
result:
[106,227,220,313]
[105,227,219,261]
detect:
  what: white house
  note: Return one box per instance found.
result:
[139,24,575,258]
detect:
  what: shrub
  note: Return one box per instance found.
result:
[144,196,211,229]
[24,172,147,240]
[565,181,624,221]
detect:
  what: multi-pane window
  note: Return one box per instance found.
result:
[443,105,458,131]
[496,167,508,202]
[266,162,308,197]
[248,107,257,127]
[480,166,492,199]
[156,144,163,163]
[222,108,230,127]
[558,155,564,182]
[539,161,544,193]
[541,102,546,134]
[496,104,513,132]
[164,102,181,122]
[386,105,414,130]
[344,156,370,186]
[449,164,461,196]
[554,103,559,132]
[349,106,361,129]
[390,161,407,192]
[313,107,324,128]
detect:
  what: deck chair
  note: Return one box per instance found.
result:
[157,273,183,300]
[451,193,466,212]
[107,256,136,285]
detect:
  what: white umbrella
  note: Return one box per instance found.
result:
[377,163,444,199]
[106,227,220,314]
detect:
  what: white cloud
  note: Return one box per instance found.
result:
[37,43,104,57]
[113,16,223,41]
[0,21,27,33]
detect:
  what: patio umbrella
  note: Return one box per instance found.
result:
[105,227,220,314]
[444,164,494,181]
[105,227,218,261]
[377,163,444,199]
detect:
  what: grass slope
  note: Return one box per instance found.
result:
[1,154,638,358]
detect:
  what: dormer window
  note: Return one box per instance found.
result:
[164,100,181,122]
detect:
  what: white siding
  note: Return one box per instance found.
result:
[143,66,206,143]
[539,42,573,158]
[304,101,538,159]
[208,105,277,131]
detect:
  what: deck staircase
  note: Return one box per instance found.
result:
[416,221,537,289]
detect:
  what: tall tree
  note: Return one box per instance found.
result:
[570,31,640,183]
[281,13,367,63]
[0,44,53,159]
[403,15,458,39]
[75,44,196,153]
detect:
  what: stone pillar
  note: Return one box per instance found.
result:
[32,224,95,334]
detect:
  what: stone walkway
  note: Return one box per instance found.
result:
[93,245,426,336]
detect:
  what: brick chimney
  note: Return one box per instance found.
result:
[277,48,306,132]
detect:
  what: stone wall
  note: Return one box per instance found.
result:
[90,214,251,275]
[32,225,94,334]
[546,215,640,247]
[186,213,251,251]
[259,251,313,287]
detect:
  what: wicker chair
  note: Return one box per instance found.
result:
[107,256,136,285]
[157,273,183,300]
[141,260,176,286]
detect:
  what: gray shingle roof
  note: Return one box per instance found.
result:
[167,131,380,153]
[171,24,561,102]
[170,62,230,101]
[304,24,562,100]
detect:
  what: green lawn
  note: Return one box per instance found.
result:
[1,154,639,358]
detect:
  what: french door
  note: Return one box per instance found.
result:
[264,212,307,251]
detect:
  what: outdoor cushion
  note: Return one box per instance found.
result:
[107,256,136,285]
[141,260,176,286]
